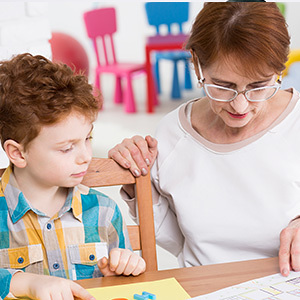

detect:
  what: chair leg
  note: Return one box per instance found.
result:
[154,58,161,94]
[184,59,192,90]
[171,61,181,99]
[114,76,123,104]
[124,75,136,113]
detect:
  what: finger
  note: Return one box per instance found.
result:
[60,288,73,300]
[132,136,154,169]
[110,141,144,177]
[108,149,131,169]
[128,137,151,175]
[290,228,300,271]
[145,135,158,154]
[131,257,146,276]
[49,291,63,300]
[113,249,132,275]
[109,248,122,272]
[97,257,114,276]
[35,291,52,300]
[122,253,139,276]
[97,256,107,269]
[279,228,293,276]
[144,136,158,168]
[70,281,95,300]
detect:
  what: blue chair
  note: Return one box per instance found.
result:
[145,2,192,99]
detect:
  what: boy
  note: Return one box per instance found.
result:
[0,53,145,300]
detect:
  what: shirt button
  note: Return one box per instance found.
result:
[17,257,24,264]
[89,254,95,261]
[53,263,60,269]
[46,223,52,230]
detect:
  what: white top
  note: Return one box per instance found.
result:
[126,88,300,267]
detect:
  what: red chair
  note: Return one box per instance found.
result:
[83,7,146,113]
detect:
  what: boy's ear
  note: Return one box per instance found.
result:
[3,140,27,168]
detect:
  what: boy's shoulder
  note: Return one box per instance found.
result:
[77,184,118,209]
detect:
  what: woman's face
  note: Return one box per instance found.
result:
[201,59,279,129]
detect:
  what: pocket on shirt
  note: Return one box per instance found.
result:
[67,242,108,280]
[0,244,43,273]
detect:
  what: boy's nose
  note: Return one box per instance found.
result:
[77,149,92,165]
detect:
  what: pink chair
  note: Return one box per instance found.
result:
[83,7,146,113]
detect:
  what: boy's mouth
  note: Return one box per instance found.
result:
[72,171,87,178]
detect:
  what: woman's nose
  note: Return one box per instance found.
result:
[230,93,249,113]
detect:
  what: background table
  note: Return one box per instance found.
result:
[77,257,279,297]
[145,34,189,113]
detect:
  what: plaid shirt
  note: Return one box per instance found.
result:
[0,166,131,299]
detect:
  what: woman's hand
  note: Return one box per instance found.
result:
[10,272,95,300]
[279,217,300,276]
[98,248,146,276]
[108,135,158,177]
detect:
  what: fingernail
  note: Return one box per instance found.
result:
[141,168,148,175]
[134,169,140,176]
[282,268,289,276]
[145,158,150,165]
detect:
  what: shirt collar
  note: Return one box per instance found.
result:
[0,166,86,223]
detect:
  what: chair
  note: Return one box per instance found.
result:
[145,2,192,99]
[81,158,158,271]
[83,8,146,113]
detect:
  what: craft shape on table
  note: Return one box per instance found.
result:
[134,291,156,300]
[87,277,190,300]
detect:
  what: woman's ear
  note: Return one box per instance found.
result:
[3,140,27,168]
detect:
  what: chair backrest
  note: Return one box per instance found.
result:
[83,7,117,66]
[145,2,189,35]
[81,158,158,271]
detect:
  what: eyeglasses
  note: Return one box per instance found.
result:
[197,62,281,102]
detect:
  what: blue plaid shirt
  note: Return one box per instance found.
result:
[0,167,131,299]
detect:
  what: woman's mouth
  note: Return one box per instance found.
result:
[228,112,249,119]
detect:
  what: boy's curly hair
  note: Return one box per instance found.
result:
[0,53,101,150]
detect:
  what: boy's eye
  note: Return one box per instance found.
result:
[61,146,73,153]
[86,135,93,141]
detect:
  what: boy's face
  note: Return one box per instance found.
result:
[22,112,93,188]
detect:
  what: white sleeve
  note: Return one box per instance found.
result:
[120,180,184,257]
[120,188,138,223]
[151,184,184,257]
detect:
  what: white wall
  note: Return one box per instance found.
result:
[47,1,300,81]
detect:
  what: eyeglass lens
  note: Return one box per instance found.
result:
[205,85,278,102]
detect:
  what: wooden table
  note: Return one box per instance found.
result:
[145,34,189,113]
[77,257,280,297]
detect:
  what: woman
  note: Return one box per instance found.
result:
[109,2,298,276]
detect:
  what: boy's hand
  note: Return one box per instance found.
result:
[10,272,95,300]
[98,248,146,276]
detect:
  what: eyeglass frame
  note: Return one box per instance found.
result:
[197,60,282,103]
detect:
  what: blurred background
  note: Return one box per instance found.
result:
[0,1,300,270]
